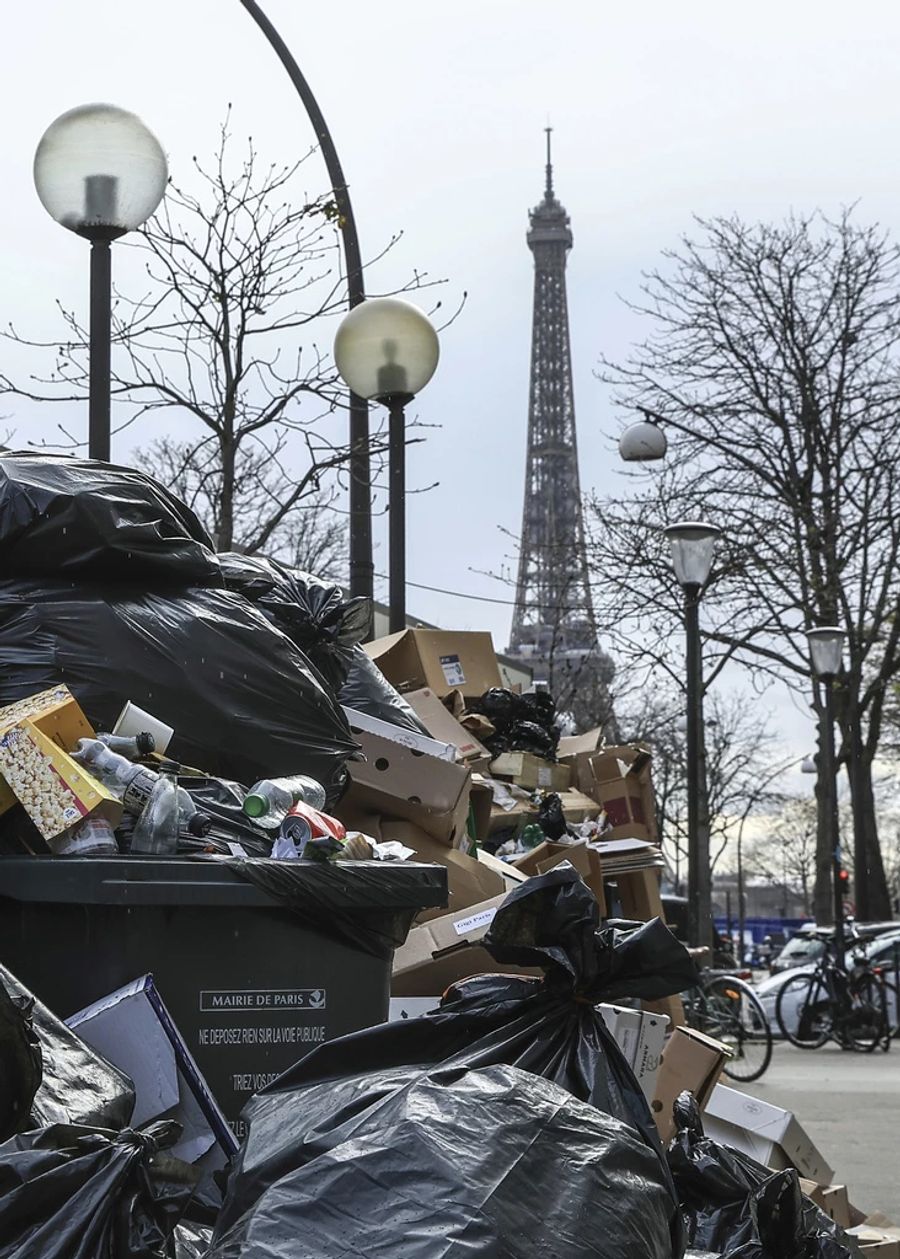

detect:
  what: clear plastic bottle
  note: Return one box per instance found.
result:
[131,773,179,855]
[97,731,156,759]
[49,816,118,857]
[242,774,326,827]
[72,738,158,814]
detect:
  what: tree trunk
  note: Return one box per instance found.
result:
[846,746,891,920]
[218,437,235,552]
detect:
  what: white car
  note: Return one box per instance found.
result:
[757,932,900,1036]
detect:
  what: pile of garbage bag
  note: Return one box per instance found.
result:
[467,686,561,760]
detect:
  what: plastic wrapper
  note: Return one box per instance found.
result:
[0,451,220,585]
[0,580,357,800]
[339,645,430,734]
[1,964,135,1134]
[0,1119,197,1258]
[173,1223,214,1258]
[214,866,696,1251]
[219,553,371,693]
[210,1064,675,1259]
[668,1093,860,1259]
[224,856,447,960]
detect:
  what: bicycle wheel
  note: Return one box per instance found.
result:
[842,972,889,1053]
[704,975,773,1082]
[776,973,832,1048]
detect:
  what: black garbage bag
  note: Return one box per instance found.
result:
[215,866,697,1251]
[0,979,41,1141]
[219,553,371,693]
[0,1119,198,1259]
[0,452,220,586]
[537,791,568,839]
[668,1093,860,1259]
[1,966,135,1134]
[339,646,430,735]
[0,579,357,798]
[173,1222,214,1258]
[468,687,561,759]
[210,1064,676,1259]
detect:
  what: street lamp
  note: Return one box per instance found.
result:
[618,408,668,462]
[665,520,721,949]
[807,625,847,968]
[334,298,439,633]
[34,104,167,461]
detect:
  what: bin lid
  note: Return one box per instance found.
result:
[0,856,448,911]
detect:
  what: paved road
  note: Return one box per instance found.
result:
[736,1041,900,1221]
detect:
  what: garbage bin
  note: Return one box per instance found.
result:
[0,856,446,1134]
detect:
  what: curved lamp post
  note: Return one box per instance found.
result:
[237,0,373,600]
[807,625,847,968]
[34,104,167,461]
[334,298,439,633]
[665,520,721,949]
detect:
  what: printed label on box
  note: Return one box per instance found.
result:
[538,767,553,787]
[440,654,467,687]
[453,906,498,936]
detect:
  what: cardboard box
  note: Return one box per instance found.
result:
[799,1181,855,1229]
[558,789,603,823]
[642,994,686,1029]
[615,865,665,923]
[703,1084,834,1184]
[0,685,96,815]
[651,1025,730,1143]
[474,846,530,888]
[0,720,122,840]
[365,629,503,699]
[341,705,456,761]
[558,729,604,794]
[511,840,607,916]
[598,1003,669,1100]
[67,975,237,1172]
[345,729,473,848]
[490,751,572,792]
[404,688,491,764]
[849,1227,900,1258]
[380,821,506,922]
[586,745,657,842]
[391,893,540,996]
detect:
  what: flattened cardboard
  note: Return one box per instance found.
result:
[346,729,473,848]
[67,975,237,1171]
[490,751,572,792]
[365,629,503,699]
[341,705,456,761]
[651,1025,729,1143]
[404,688,491,763]
[704,1084,834,1183]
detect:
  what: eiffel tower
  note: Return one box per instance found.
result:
[507,132,611,727]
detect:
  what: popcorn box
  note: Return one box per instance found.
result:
[0,720,122,840]
[0,686,95,816]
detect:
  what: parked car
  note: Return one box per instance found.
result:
[767,920,900,975]
[757,930,900,1035]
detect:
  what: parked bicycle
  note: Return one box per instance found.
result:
[775,927,892,1052]
[683,968,773,1082]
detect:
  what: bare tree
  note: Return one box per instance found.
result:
[744,798,818,917]
[618,687,778,892]
[2,115,439,564]
[591,210,900,920]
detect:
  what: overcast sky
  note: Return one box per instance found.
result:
[5,0,900,770]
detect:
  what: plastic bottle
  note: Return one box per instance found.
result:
[72,738,158,813]
[97,731,156,759]
[242,774,327,827]
[131,773,179,855]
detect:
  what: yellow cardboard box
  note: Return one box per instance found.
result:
[0,720,121,840]
[0,686,95,814]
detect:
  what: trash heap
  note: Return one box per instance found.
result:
[0,451,897,1257]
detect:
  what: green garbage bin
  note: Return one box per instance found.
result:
[0,856,446,1135]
